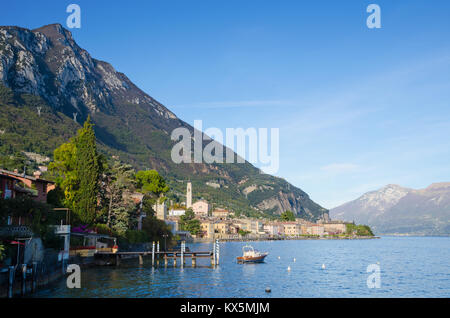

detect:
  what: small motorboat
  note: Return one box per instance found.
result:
[237,245,268,263]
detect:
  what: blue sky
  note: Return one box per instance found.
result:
[2,0,450,208]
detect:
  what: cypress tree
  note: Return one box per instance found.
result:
[73,116,101,224]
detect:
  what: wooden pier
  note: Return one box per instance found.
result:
[96,240,220,267]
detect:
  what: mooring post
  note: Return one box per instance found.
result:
[116,254,120,266]
[181,241,184,267]
[212,241,216,267]
[164,254,168,267]
[32,262,37,293]
[139,254,143,265]
[192,253,196,267]
[173,254,177,267]
[156,242,160,266]
[216,239,220,265]
[21,264,27,296]
[152,242,155,266]
[8,266,15,298]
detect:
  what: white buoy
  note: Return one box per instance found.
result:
[287,266,291,271]
[278,256,280,259]
[321,264,326,269]
[293,258,296,262]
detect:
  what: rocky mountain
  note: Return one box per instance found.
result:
[330,183,450,235]
[0,23,328,220]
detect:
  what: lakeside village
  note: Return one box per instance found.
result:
[0,117,374,297]
[154,181,373,242]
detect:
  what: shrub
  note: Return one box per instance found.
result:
[125,230,148,244]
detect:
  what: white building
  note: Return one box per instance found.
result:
[169,209,186,217]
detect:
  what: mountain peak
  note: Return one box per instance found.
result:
[426,182,450,190]
[32,23,72,41]
[330,182,450,235]
[381,184,406,190]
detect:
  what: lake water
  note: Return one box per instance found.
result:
[33,237,450,298]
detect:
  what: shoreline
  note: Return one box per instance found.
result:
[193,236,380,243]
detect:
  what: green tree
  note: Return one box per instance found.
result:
[141,194,156,218]
[136,170,169,198]
[345,223,374,236]
[179,208,201,235]
[141,216,173,245]
[102,161,136,233]
[50,116,102,224]
[238,229,251,237]
[136,169,170,218]
[281,210,296,221]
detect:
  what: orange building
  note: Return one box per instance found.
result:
[0,169,55,202]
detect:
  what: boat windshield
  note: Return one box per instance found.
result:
[242,245,256,253]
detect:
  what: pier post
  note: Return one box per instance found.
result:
[215,239,220,265]
[152,242,155,266]
[181,241,185,267]
[8,266,15,298]
[21,264,27,296]
[173,254,177,267]
[192,254,196,267]
[116,254,120,266]
[164,254,168,267]
[32,262,37,293]
[139,254,143,265]
[211,254,215,267]
[157,242,160,267]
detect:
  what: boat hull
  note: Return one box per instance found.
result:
[237,254,268,263]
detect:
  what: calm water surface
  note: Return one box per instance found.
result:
[33,237,450,297]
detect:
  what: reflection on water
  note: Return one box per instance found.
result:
[33,237,450,298]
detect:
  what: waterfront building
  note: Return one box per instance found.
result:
[306,224,325,236]
[264,223,284,236]
[236,218,252,232]
[214,221,230,235]
[250,220,265,235]
[200,220,214,238]
[230,220,246,233]
[322,221,347,234]
[283,222,301,236]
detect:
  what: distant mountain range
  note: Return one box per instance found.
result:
[0,23,328,220]
[330,183,450,236]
